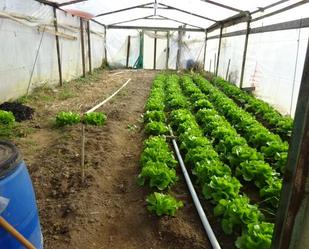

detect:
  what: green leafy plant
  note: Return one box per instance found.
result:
[0,110,15,126]
[137,161,177,190]
[82,112,106,126]
[143,110,165,123]
[236,160,278,188]
[260,178,282,208]
[144,121,169,135]
[55,111,80,126]
[214,196,263,235]
[146,192,183,216]
[235,222,274,249]
[203,175,242,203]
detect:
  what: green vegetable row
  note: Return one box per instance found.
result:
[193,75,288,173]
[55,111,106,126]
[212,76,293,141]
[139,74,183,216]
[180,75,282,209]
[163,74,274,249]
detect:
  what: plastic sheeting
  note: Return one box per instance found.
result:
[0,0,105,102]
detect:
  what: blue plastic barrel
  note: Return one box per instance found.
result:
[0,141,43,249]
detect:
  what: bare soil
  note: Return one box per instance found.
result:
[10,69,232,249]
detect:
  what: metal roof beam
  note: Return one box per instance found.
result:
[107,25,204,32]
[207,11,250,32]
[58,0,87,7]
[96,2,153,17]
[251,0,290,14]
[107,15,153,26]
[157,14,205,29]
[106,14,204,30]
[252,0,309,22]
[158,3,217,22]
[200,0,244,13]
[36,0,57,7]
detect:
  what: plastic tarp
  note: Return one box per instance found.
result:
[0,0,106,102]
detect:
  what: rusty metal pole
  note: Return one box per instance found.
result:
[80,18,86,77]
[53,7,63,86]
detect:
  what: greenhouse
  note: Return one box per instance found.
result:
[0,0,308,249]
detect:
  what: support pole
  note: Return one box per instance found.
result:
[81,124,85,183]
[271,38,309,249]
[53,7,63,86]
[240,20,251,88]
[153,31,157,70]
[215,25,223,76]
[166,31,170,70]
[202,30,208,70]
[104,25,107,64]
[225,58,231,80]
[87,20,92,74]
[126,35,131,68]
[209,59,212,72]
[214,53,216,74]
[176,26,183,70]
[80,18,86,77]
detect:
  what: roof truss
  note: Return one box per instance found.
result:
[36,0,309,33]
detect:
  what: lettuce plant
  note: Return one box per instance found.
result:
[137,161,177,190]
[82,112,106,126]
[146,192,183,216]
[56,111,80,126]
[235,222,274,249]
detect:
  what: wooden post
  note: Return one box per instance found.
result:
[271,38,309,249]
[215,25,223,76]
[240,20,251,88]
[87,21,92,74]
[80,18,86,77]
[165,31,170,70]
[126,35,131,68]
[53,7,63,86]
[202,30,208,70]
[80,124,85,183]
[153,31,157,70]
[226,58,231,80]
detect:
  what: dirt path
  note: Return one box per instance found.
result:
[12,70,212,249]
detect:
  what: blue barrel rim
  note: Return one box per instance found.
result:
[0,140,22,179]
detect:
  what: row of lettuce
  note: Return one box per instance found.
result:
[211,76,293,141]
[165,74,274,249]
[137,74,183,216]
[139,73,278,248]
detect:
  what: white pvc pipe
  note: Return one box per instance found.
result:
[170,132,221,249]
[86,78,131,114]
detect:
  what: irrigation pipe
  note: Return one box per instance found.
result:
[86,78,131,114]
[80,78,132,182]
[170,129,221,249]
